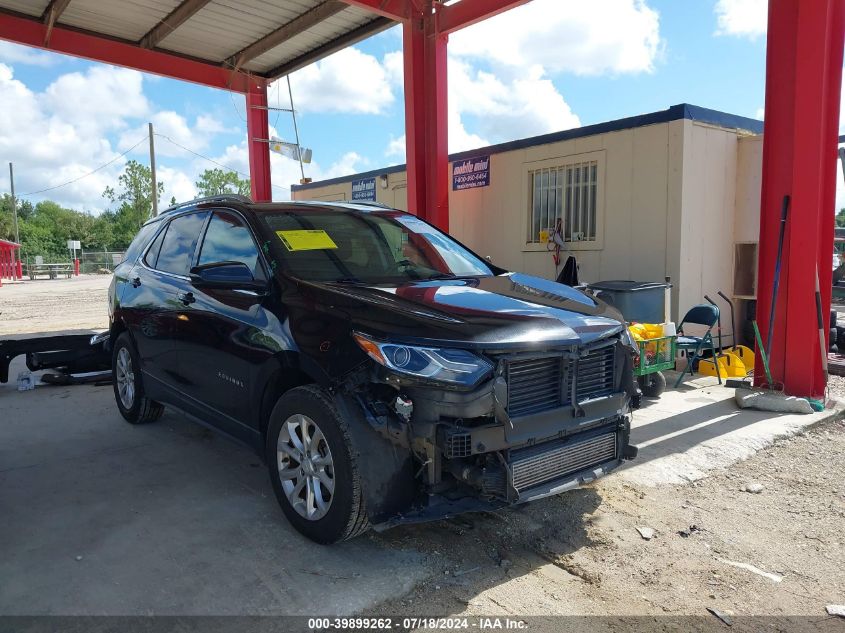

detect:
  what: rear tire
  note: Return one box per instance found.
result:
[266,385,369,544]
[637,371,666,398]
[112,332,164,424]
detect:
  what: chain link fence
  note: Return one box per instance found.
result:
[78,251,126,274]
[23,251,126,276]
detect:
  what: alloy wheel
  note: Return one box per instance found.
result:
[277,414,335,520]
[115,347,135,409]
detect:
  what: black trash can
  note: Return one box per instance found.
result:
[587,280,671,323]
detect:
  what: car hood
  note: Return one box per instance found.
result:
[304,272,625,350]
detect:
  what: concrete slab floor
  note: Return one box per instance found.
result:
[0,355,431,616]
[2,348,841,616]
[623,371,843,486]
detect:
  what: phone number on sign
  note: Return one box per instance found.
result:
[308,617,527,631]
[453,173,488,189]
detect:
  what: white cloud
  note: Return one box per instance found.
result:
[273,47,395,115]
[0,63,133,209]
[450,60,580,149]
[157,165,197,205]
[715,0,767,39]
[118,111,228,158]
[449,0,661,76]
[0,41,59,67]
[383,50,404,86]
[382,55,579,154]
[385,134,405,158]
[43,66,149,135]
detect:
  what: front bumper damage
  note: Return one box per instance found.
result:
[341,336,639,529]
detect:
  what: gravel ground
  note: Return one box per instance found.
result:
[371,416,845,621]
[0,275,110,336]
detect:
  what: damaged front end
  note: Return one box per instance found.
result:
[337,332,639,529]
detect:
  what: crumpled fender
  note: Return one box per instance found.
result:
[332,392,418,525]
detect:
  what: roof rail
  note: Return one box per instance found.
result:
[346,200,392,209]
[160,194,253,215]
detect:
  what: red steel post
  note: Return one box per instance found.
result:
[246,81,273,202]
[756,0,845,397]
[402,8,449,230]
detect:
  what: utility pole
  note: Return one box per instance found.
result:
[8,162,19,245]
[148,122,158,217]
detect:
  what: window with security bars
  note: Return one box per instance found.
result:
[527,160,598,244]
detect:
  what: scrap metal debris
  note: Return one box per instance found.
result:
[707,607,734,627]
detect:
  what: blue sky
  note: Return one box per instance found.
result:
[0,0,839,213]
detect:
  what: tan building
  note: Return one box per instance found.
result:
[291,104,764,325]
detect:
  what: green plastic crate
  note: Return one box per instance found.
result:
[633,335,676,376]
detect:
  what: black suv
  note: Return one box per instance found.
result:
[109,196,638,543]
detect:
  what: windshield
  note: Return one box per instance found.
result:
[262,209,494,284]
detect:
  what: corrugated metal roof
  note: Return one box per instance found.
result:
[0,0,393,80]
[245,6,378,73]
[1,0,48,17]
[59,0,178,42]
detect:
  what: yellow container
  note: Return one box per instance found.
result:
[723,345,755,371]
[698,351,747,379]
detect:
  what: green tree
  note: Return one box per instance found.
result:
[103,160,163,249]
[0,194,33,242]
[195,168,250,197]
[837,208,845,228]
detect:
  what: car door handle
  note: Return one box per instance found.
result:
[131,277,141,288]
[178,292,195,305]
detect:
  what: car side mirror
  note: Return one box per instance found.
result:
[190,262,266,291]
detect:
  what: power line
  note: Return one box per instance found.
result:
[153,132,291,192]
[18,135,149,197]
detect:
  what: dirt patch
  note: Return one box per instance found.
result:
[370,417,845,618]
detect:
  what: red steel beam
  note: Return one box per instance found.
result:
[756,0,845,397]
[436,0,531,35]
[402,10,449,230]
[246,82,273,202]
[0,9,253,92]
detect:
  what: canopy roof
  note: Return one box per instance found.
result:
[0,0,394,83]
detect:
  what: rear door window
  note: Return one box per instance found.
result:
[197,211,266,281]
[155,212,208,276]
[123,221,160,264]
[143,225,167,268]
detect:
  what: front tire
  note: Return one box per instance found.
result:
[266,385,369,543]
[112,332,164,424]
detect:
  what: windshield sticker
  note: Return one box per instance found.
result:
[395,215,437,235]
[276,230,338,251]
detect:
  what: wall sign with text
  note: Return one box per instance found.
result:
[351,177,377,201]
[452,155,490,191]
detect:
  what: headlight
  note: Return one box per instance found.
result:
[353,332,493,387]
[620,326,640,355]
